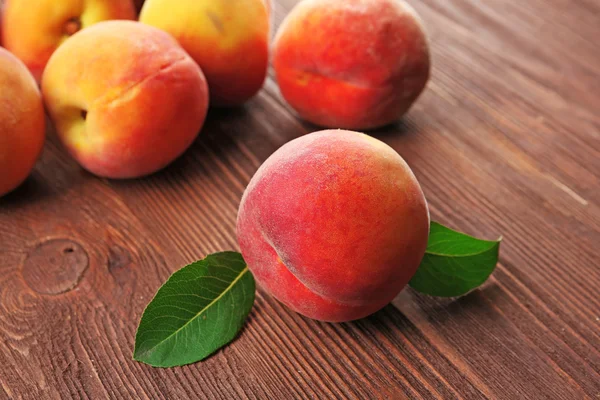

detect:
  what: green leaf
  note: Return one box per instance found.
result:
[133,252,255,368]
[409,222,501,297]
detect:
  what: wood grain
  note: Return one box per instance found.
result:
[1,0,599,398]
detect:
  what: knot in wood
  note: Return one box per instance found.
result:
[21,239,89,295]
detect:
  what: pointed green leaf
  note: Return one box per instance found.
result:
[409,222,501,297]
[133,252,255,367]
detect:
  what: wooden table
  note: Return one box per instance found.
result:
[1,0,599,398]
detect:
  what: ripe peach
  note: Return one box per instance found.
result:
[0,47,45,197]
[2,0,136,81]
[41,21,209,179]
[140,0,269,106]
[273,0,430,130]
[237,130,430,322]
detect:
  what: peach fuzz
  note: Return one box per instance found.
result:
[41,21,209,179]
[273,0,430,130]
[140,0,269,106]
[236,130,430,322]
[0,47,45,197]
[2,0,136,81]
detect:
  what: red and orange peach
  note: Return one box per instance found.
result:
[273,0,430,130]
[0,47,45,197]
[41,21,209,179]
[237,130,430,322]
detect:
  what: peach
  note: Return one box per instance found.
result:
[236,130,430,322]
[0,47,45,197]
[273,0,430,130]
[41,21,209,179]
[140,0,269,106]
[2,0,136,81]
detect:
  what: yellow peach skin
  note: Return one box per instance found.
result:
[0,47,45,197]
[2,0,136,81]
[42,21,209,179]
[140,0,269,106]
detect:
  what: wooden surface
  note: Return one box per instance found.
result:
[1,0,599,398]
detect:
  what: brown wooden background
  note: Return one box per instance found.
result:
[1,0,599,398]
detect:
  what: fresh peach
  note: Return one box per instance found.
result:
[41,21,209,179]
[273,0,430,130]
[2,0,136,81]
[0,47,45,197]
[140,0,269,106]
[237,130,430,322]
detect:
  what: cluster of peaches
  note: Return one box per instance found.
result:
[1,0,432,321]
[0,0,271,188]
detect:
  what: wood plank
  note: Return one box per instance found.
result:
[0,0,598,398]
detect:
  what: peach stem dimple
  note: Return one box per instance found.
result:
[64,18,82,36]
